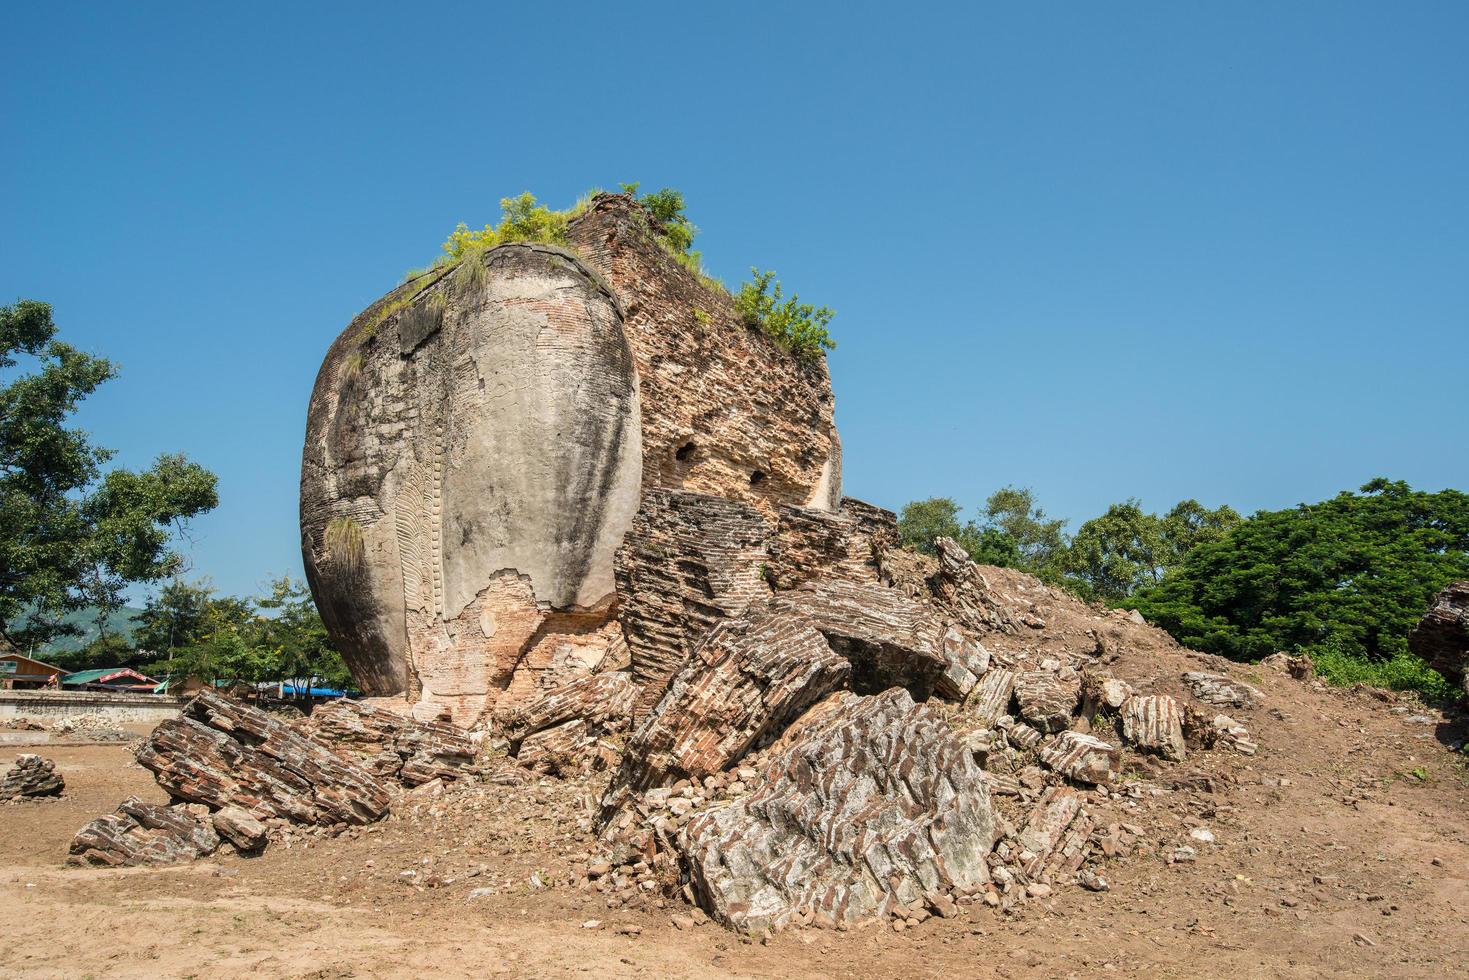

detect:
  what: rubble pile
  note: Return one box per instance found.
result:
[580,506,1273,933]
[51,714,132,742]
[0,754,64,800]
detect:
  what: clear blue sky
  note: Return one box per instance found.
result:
[3,2,1466,601]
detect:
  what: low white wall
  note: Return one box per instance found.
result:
[0,690,185,723]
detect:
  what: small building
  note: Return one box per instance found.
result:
[61,667,160,693]
[0,651,67,689]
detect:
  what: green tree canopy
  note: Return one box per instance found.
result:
[0,301,218,647]
[1064,499,1240,603]
[1132,479,1469,672]
[141,577,352,691]
[896,496,1022,567]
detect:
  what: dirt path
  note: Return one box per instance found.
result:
[1,666,1466,979]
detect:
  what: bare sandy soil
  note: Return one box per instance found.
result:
[2,638,1467,978]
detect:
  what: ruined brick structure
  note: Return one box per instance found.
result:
[300,194,840,724]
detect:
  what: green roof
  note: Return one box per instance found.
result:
[61,667,155,685]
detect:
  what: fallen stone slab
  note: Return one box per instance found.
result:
[614,489,774,715]
[680,688,996,934]
[1409,581,1469,695]
[1017,786,1094,881]
[606,605,849,803]
[1211,715,1258,756]
[0,754,63,800]
[1182,672,1262,709]
[1121,694,1187,761]
[136,689,390,826]
[926,536,1021,635]
[1039,731,1117,785]
[966,668,1016,726]
[1013,669,1081,733]
[212,806,269,853]
[504,672,635,747]
[770,578,987,700]
[69,797,220,866]
[301,697,477,786]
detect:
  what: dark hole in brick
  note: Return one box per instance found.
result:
[750,470,766,485]
[675,442,696,462]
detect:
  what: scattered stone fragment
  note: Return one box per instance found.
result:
[69,796,220,867]
[0,754,63,800]
[1121,695,1187,761]
[136,689,390,826]
[211,806,269,853]
[1170,845,1197,864]
[1189,827,1216,845]
[1039,731,1117,785]
[1211,715,1258,755]
[1014,669,1081,733]
[1182,672,1262,709]
[1078,869,1109,892]
[681,689,996,933]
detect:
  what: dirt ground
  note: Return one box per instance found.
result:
[2,634,1467,977]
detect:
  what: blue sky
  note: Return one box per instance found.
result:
[3,2,1466,601]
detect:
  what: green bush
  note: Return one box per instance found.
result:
[734,269,836,364]
[1308,645,1454,699]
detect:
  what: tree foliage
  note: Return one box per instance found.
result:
[896,497,1022,567]
[0,301,218,647]
[139,577,352,690]
[1131,479,1469,682]
[735,269,836,364]
[1065,499,1240,602]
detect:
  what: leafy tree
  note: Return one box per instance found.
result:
[0,301,217,647]
[982,486,1068,579]
[1133,479,1469,692]
[140,577,352,691]
[896,496,1023,567]
[735,269,836,364]
[1063,499,1240,603]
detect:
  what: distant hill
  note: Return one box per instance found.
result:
[28,606,143,657]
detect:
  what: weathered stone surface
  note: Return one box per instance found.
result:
[966,668,1016,726]
[136,690,390,826]
[1017,787,1094,881]
[505,672,635,746]
[1039,731,1117,785]
[0,754,63,800]
[1120,695,1187,761]
[766,499,896,590]
[1409,581,1469,695]
[302,243,643,725]
[680,689,996,933]
[1013,669,1081,733]
[303,194,841,724]
[613,490,773,714]
[567,194,841,516]
[607,607,849,801]
[1182,671,1262,709]
[300,697,477,786]
[212,806,269,852]
[770,578,987,700]
[516,719,593,774]
[925,537,1021,636]
[69,797,219,867]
